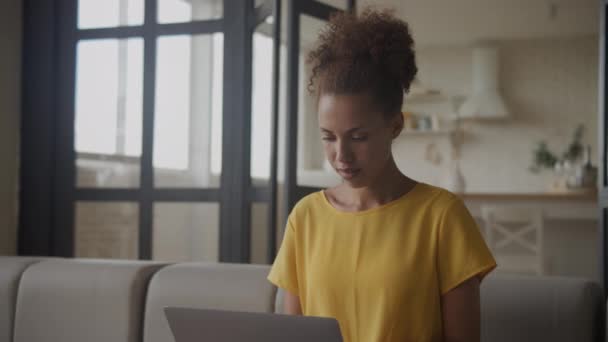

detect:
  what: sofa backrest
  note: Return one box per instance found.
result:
[481,273,604,342]
[12,259,166,342]
[143,262,275,342]
[2,256,605,342]
[0,257,48,342]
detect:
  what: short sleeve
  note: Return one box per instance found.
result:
[437,198,497,295]
[267,218,300,296]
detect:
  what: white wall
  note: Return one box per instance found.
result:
[394,36,599,193]
[0,0,22,255]
[284,3,602,282]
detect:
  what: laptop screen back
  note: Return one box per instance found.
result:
[164,307,343,342]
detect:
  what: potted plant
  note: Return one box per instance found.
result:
[530,124,589,191]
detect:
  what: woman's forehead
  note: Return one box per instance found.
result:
[318,92,373,110]
[317,93,382,123]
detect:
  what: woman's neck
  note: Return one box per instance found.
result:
[334,157,416,212]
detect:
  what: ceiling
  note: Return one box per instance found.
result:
[308,0,599,47]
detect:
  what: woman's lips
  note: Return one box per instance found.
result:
[337,168,361,179]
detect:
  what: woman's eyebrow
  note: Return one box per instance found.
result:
[320,126,364,133]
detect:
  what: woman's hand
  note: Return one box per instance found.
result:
[441,276,481,342]
[284,289,303,315]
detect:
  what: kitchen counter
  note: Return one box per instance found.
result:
[457,190,597,202]
[459,190,598,220]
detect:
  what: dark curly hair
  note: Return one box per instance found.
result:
[307,8,417,117]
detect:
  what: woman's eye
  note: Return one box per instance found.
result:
[321,136,335,141]
[352,136,368,141]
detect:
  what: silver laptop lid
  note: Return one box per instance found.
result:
[164,307,343,342]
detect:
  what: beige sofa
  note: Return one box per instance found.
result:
[0,257,603,342]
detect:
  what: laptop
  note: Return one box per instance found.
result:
[164,307,343,342]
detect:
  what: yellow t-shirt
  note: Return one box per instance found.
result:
[267,182,496,342]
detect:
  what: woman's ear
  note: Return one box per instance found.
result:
[392,112,404,139]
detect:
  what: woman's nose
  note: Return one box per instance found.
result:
[336,141,354,163]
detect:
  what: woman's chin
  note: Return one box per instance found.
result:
[341,176,368,188]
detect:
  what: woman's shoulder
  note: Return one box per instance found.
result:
[293,190,326,210]
[287,191,327,221]
[412,182,462,211]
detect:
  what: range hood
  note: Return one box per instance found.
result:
[459,46,509,119]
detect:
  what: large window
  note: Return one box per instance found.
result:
[20,0,282,263]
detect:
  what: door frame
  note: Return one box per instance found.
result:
[599,0,608,294]
[282,0,356,225]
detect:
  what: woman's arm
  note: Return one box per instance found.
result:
[441,276,481,342]
[284,290,303,315]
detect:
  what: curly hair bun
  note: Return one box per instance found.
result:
[307,8,418,115]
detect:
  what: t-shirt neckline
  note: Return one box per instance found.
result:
[320,182,423,216]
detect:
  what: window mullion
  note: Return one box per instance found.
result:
[116,40,128,155]
[115,0,130,155]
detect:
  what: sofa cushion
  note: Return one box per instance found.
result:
[0,257,47,342]
[481,273,603,342]
[143,262,275,342]
[13,259,166,342]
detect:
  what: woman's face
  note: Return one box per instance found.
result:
[318,93,402,188]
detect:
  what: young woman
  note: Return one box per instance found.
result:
[268,9,496,342]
